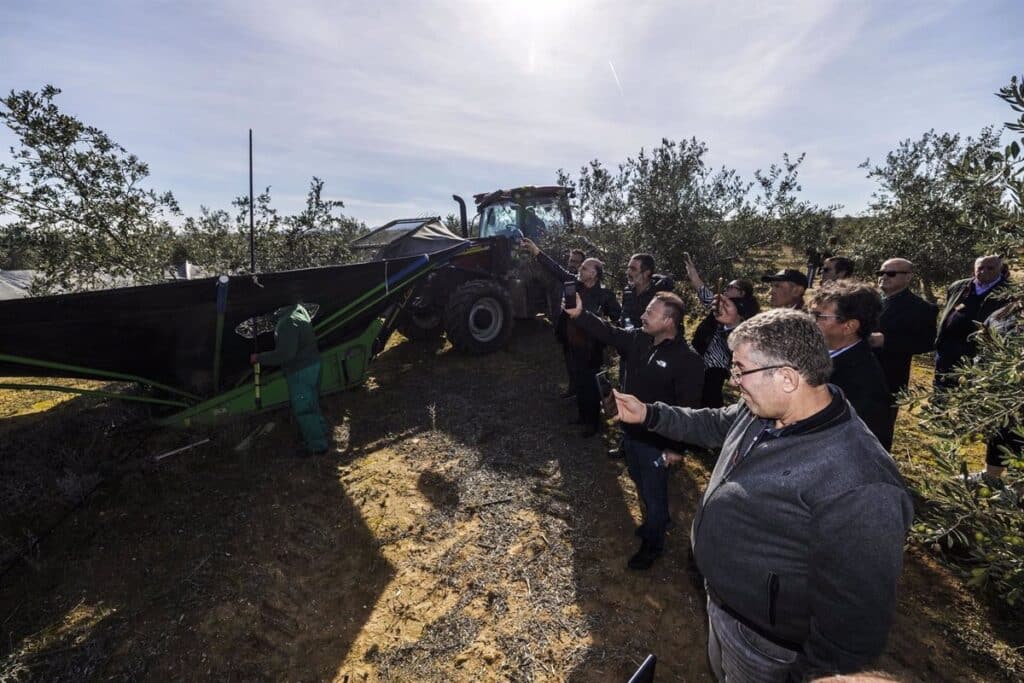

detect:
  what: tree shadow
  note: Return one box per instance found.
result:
[0,394,394,680]
[336,320,715,681]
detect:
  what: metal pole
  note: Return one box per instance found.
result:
[249,129,255,274]
[212,275,230,392]
[249,129,261,409]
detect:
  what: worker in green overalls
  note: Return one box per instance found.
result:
[249,302,330,455]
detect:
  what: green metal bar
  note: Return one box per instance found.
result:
[314,263,438,341]
[0,352,202,402]
[0,383,190,408]
[158,318,384,428]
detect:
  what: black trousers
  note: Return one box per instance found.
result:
[567,348,601,427]
[702,366,730,408]
[987,426,1024,468]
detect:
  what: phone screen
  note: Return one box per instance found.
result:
[595,371,617,418]
[563,282,577,309]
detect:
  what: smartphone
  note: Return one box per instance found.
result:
[563,281,577,309]
[595,371,618,418]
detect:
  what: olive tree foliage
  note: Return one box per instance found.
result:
[177,177,367,275]
[0,86,180,294]
[850,128,1003,299]
[555,138,836,292]
[903,76,1024,607]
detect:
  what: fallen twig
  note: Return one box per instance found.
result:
[153,438,210,462]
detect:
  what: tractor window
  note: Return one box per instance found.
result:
[523,200,568,235]
[478,198,570,240]
[479,204,518,238]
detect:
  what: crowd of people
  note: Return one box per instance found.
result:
[250,236,1016,680]
[516,240,1018,680]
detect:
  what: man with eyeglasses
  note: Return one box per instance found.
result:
[935,255,1008,390]
[613,309,912,681]
[810,282,892,448]
[868,259,937,442]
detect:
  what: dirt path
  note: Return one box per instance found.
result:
[1,323,1021,681]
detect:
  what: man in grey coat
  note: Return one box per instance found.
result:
[614,309,913,681]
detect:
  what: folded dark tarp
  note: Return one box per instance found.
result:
[0,246,466,395]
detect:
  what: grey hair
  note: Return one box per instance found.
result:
[727,308,832,386]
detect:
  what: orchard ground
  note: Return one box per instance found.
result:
[1,322,1021,681]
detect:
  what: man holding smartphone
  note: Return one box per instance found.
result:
[565,290,703,570]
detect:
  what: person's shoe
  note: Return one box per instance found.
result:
[607,446,624,459]
[966,471,1005,489]
[627,543,662,571]
[559,389,577,399]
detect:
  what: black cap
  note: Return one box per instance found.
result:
[761,269,808,288]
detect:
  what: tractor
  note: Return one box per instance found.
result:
[352,185,574,354]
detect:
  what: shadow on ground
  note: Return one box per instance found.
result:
[1,323,1021,681]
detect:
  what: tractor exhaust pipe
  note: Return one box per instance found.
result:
[452,195,468,237]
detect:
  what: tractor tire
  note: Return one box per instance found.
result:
[444,279,514,354]
[397,310,444,341]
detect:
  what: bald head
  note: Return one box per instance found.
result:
[974,255,1003,286]
[877,258,914,296]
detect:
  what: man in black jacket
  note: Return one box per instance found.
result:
[522,238,621,436]
[935,255,1007,390]
[566,291,703,569]
[613,309,912,680]
[810,282,892,448]
[621,253,675,330]
[868,258,938,446]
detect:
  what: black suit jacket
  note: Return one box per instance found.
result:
[831,341,893,449]
[874,288,938,397]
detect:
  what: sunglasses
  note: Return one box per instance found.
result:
[876,271,910,277]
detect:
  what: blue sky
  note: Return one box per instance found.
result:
[1,0,1021,227]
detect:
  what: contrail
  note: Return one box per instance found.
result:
[608,60,624,96]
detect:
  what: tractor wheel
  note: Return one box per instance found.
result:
[397,310,444,340]
[444,279,514,354]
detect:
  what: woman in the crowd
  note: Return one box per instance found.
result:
[684,255,760,407]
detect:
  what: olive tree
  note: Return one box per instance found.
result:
[0,86,179,294]
[852,128,1003,299]
[556,138,836,291]
[905,76,1024,607]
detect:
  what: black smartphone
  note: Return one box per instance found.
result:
[595,370,617,418]
[563,281,577,309]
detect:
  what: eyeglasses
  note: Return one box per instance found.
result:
[876,271,910,277]
[810,311,843,320]
[729,364,789,382]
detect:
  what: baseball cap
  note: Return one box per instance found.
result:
[761,269,808,288]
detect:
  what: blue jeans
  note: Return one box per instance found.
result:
[707,598,798,682]
[624,436,669,552]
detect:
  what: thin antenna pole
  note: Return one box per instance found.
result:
[249,128,255,274]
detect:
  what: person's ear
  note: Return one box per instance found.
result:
[779,366,801,394]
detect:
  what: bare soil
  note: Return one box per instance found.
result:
[0,323,1021,681]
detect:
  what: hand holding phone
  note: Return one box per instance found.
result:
[596,371,618,418]
[563,282,577,310]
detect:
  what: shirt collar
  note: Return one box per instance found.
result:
[974,276,1004,296]
[829,339,862,358]
[762,387,846,439]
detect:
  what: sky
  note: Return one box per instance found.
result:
[1,0,1021,228]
